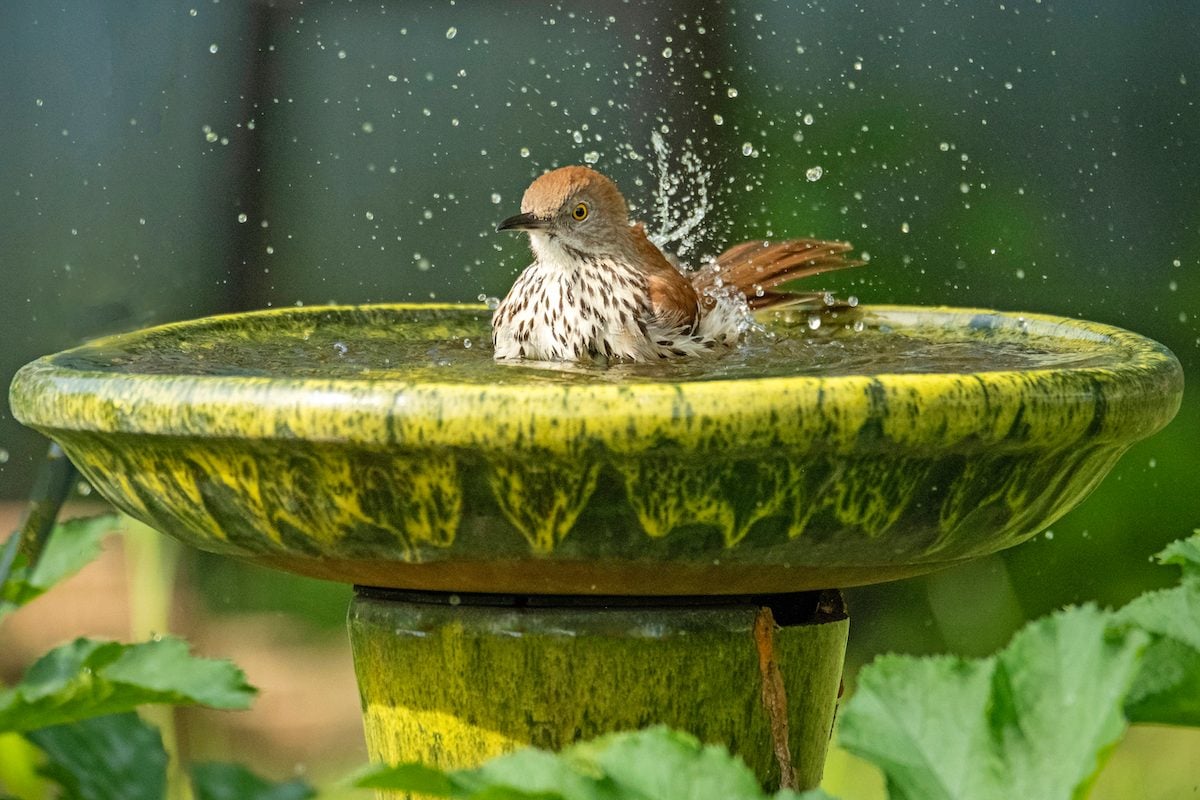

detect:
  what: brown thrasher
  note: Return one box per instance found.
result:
[493,165,861,362]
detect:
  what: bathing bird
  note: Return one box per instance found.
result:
[493,165,862,362]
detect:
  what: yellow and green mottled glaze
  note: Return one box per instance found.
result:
[349,592,849,792]
[8,303,1183,594]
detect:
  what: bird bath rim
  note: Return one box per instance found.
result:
[9,302,1182,454]
[8,302,1183,595]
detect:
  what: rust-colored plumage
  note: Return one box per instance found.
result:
[493,165,862,362]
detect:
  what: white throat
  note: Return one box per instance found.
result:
[528,232,588,271]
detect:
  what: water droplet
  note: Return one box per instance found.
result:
[365,211,375,221]
[583,151,600,164]
[490,193,502,204]
[900,221,910,233]
[337,49,347,60]
[445,26,458,39]
[208,43,219,54]
[0,449,8,464]
[805,165,824,181]
[939,142,950,152]
[188,8,197,16]
[361,121,374,133]
[802,112,814,125]
[35,98,44,107]
[959,182,971,193]
[847,295,859,307]
[1015,268,1026,279]
[852,319,865,332]
[387,74,398,82]
[661,47,673,58]
[77,481,93,496]
[713,113,724,125]
[462,338,473,349]
[237,213,248,223]
[448,594,462,606]
[333,342,349,356]
[727,87,739,98]
[519,147,530,158]
[572,131,583,143]
[741,142,754,156]
[807,316,822,330]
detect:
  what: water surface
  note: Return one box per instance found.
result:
[55,306,1128,386]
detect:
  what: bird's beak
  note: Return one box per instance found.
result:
[496,212,547,233]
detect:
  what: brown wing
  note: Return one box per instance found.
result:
[693,238,863,310]
[630,222,701,330]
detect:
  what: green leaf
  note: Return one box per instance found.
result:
[1155,531,1200,582]
[1120,637,1200,725]
[355,727,809,800]
[837,654,997,800]
[27,712,166,800]
[468,747,614,800]
[1116,584,1200,654]
[990,606,1147,800]
[0,637,256,734]
[354,763,462,796]
[575,727,765,800]
[1113,531,1200,725]
[191,762,315,800]
[839,605,1147,800]
[0,516,119,621]
[359,749,599,799]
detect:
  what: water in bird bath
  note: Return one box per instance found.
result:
[53,304,1127,386]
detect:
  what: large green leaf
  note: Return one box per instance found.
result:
[989,607,1147,800]
[1114,530,1200,725]
[0,516,120,621]
[836,654,998,800]
[356,726,829,799]
[191,762,315,800]
[27,713,166,800]
[839,605,1147,800]
[0,637,256,734]
[576,727,777,800]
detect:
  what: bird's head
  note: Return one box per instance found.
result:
[497,166,630,259]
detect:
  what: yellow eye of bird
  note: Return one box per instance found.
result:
[572,202,589,221]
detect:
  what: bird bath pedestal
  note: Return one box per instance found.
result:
[9,303,1182,792]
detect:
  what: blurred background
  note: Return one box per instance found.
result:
[1,1,1196,796]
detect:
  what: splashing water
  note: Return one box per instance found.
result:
[643,131,713,261]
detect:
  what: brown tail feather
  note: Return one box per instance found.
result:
[692,238,864,310]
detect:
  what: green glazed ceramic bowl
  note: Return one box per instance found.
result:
[9,303,1183,594]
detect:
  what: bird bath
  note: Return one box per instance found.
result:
[8,302,1183,791]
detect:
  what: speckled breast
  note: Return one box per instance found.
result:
[8,304,1183,594]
